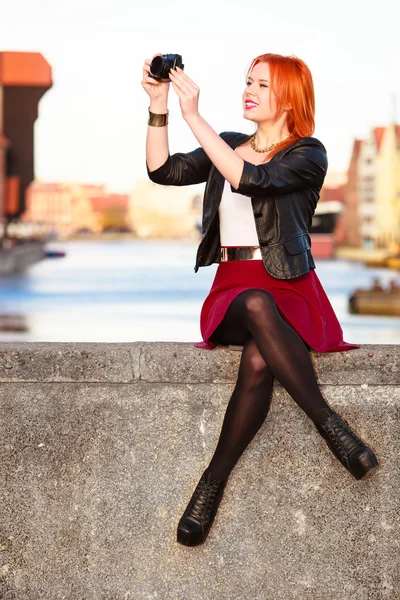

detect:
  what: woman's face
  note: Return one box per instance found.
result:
[242,62,278,123]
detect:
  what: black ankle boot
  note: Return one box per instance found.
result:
[315,408,379,480]
[177,471,228,546]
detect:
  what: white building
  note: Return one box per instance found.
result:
[356,127,384,244]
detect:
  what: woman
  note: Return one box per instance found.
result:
[142,53,379,547]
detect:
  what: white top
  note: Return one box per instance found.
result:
[218,178,259,246]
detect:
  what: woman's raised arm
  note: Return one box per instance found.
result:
[143,56,212,186]
[142,56,170,173]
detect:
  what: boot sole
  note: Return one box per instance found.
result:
[358,462,379,480]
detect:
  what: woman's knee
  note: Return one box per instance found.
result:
[240,289,278,322]
[240,339,273,382]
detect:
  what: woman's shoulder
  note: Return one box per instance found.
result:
[288,136,327,153]
[282,137,327,173]
[219,130,242,137]
[219,131,250,144]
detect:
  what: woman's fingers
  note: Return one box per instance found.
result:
[168,71,185,93]
[169,68,200,119]
[142,62,161,85]
[169,69,198,98]
[169,79,189,103]
[170,68,199,95]
[143,59,171,85]
[142,70,160,86]
[173,67,199,90]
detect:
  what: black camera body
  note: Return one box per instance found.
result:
[149,54,184,81]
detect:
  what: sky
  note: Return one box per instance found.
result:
[0,0,399,193]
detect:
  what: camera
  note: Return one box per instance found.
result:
[149,54,184,81]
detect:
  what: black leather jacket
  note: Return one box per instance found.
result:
[146,131,328,279]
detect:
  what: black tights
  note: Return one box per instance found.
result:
[203,288,334,481]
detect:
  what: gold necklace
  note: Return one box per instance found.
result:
[250,133,293,153]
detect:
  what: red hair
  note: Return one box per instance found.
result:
[246,53,315,159]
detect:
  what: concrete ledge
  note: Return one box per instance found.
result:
[0,343,399,599]
[1,342,399,384]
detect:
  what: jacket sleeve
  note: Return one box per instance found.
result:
[146,145,211,186]
[233,143,328,197]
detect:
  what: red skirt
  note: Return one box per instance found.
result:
[194,259,360,353]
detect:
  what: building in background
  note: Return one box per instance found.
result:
[22,182,130,238]
[375,123,400,251]
[0,51,52,274]
[0,52,52,240]
[340,123,400,250]
[357,127,384,246]
[337,140,362,247]
[90,192,130,232]
[23,178,200,241]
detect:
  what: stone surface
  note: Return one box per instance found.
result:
[0,342,138,383]
[0,343,399,599]
[1,342,399,385]
[139,342,400,385]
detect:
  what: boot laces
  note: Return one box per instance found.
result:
[186,473,221,521]
[324,414,366,461]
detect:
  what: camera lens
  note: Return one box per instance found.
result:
[150,54,184,80]
[150,56,164,78]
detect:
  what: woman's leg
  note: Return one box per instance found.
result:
[177,333,274,546]
[204,288,379,486]
[211,288,335,425]
[203,334,274,481]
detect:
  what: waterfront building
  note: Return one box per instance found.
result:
[22,182,130,238]
[339,139,363,247]
[375,123,400,251]
[340,123,400,249]
[0,51,52,243]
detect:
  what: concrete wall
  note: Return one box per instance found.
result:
[0,342,399,600]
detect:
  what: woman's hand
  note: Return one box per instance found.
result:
[141,54,170,104]
[168,67,200,121]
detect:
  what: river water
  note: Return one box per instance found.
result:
[1,239,400,345]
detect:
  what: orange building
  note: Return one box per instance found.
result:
[22,182,130,238]
[0,52,52,225]
[338,139,363,247]
[90,193,130,231]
